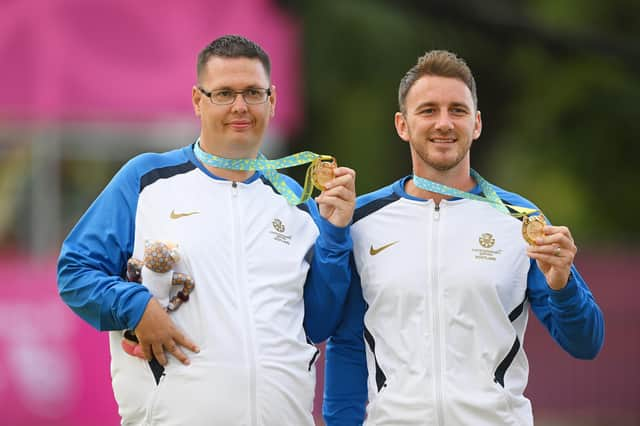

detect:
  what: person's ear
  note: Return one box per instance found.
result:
[268,84,277,118]
[472,110,482,140]
[192,86,203,117]
[395,112,410,142]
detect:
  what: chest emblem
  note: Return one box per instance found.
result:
[271,218,292,245]
[473,233,502,261]
[369,241,399,256]
[478,233,495,248]
[272,218,285,233]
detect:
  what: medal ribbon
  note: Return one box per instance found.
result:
[413,169,537,217]
[194,140,333,205]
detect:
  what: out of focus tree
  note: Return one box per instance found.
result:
[280,0,640,246]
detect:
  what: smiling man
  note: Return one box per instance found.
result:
[58,35,356,425]
[323,50,604,426]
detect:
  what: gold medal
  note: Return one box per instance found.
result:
[310,157,337,191]
[522,215,546,245]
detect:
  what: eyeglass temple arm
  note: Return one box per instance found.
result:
[197,87,211,97]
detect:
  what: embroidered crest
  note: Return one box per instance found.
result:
[478,233,495,248]
[270,218,291,245]
[272,218,285,233]
[473,233,502,261]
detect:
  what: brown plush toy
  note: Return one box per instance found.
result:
[121,241,195,358]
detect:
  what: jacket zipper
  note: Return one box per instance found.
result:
[230,181,257,426]
[144,372,166,423]
[430,203,445,426]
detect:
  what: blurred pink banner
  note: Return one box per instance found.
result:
[0,0,302,134]
[0,253,119,426]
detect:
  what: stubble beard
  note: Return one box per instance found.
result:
[411,136,469,172]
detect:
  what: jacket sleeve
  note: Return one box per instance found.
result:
[323,264,368,426]
[527,261,605,359]
[302,202,353,343]
[57,160,152,331]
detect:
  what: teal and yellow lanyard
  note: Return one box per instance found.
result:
[413,169,537,217]
[194,140,334,205]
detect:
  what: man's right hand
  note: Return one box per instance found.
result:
[134,298,199,366]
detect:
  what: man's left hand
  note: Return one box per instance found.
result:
[526,225,577,290]
[316,166,356,228]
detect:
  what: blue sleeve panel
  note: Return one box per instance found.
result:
[304,215,353,343]
[322,183,400,426]
[278,174,353,343]
[57,150,189,331]
[496,186,605,359]
[527,263,605,359]
[323,263,368,426]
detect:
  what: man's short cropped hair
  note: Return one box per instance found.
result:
[398,50,477,112]
[197,35,271,83]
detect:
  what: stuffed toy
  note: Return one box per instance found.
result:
[121,240,195,358]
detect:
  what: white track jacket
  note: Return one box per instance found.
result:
[58,144,352,426]
[323,177,603,426]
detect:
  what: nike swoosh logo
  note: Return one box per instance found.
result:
[369,241,399,256]
[170,210,200,219]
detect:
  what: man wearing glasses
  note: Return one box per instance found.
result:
[58,35,356,425]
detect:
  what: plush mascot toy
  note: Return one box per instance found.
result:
[121,241,195,358]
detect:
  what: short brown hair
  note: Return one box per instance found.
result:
[398,50,477,112]
[197,35,271,84]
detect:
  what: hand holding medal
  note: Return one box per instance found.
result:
[300,155,338,201]
[522,215,546,245]
[309,156,337,191]
[313,160,356,228]
[524,215,578,290]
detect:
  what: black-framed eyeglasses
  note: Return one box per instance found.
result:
[198,87,271,105]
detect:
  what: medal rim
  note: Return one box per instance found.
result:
[522,215,545,245]
[311,158,337,191]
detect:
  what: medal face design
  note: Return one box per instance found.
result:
[522,215,546,245]
[311,158,337,191]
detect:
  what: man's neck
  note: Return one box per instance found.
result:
[206,166,256,182]
[197,137,259,182]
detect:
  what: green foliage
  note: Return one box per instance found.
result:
[288,0,640,245]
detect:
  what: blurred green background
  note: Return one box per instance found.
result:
[284,0,640,248]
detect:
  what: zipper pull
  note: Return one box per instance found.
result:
[434,203,440,220]
[232,181,238,197]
